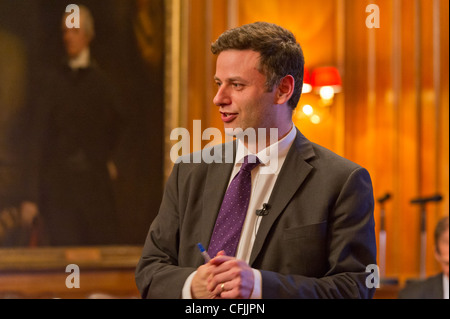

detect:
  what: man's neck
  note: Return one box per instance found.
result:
[243,122,294,154]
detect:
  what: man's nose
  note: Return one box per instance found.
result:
[213,85,231,107]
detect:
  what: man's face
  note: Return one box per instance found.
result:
[62,16,91,58]
[213,50,278,134]
[435,228,449,278]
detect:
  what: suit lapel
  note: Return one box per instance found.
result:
[431,273,444,299]
[250,129,315,265]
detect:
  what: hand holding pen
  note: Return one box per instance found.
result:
[197,243,211,262]
[196,242,254,299]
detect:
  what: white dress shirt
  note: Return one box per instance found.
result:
[182,124,297,298]
[443,274,449,299]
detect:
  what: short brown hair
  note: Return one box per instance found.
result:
[211,22,304,110]
[435,216,449,254]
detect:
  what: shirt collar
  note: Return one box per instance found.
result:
[68,47,91,70]
[443,273,449,299]
[235,123,296,169]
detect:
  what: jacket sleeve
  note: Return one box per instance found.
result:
[134,162,196,298]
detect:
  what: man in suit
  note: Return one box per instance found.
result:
[30,5,122,245]
[398,216,449,299]
[135,22,377,299]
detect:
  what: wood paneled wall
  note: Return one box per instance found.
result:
[174,0,449,284]
[342,0,449,282]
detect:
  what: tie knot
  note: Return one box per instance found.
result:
[241,155,260,172]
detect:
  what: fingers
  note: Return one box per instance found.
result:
[206,258,255,299]
[210,250,226,262]
[192,263,217,299]
[210,276,244,298]
[209,254,234,266]
[216,250,226,256]
[191,255,235,299]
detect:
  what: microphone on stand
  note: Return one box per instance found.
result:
[377,193,391,204]
[410,194,443,204]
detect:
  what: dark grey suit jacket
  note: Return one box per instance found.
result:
[398,274,444,299]
[135,128,377,298]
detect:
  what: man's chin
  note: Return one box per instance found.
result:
[66,49,82,59]
[224,125,248,137]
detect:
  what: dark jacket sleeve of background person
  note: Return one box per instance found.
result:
[398,274,444,299]
[135,129,377,299]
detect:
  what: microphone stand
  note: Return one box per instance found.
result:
[377,193,394,285]
[410,194,443,279]
[379,198,388,279]
[419,202,427,279]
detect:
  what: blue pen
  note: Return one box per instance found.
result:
[197,243,211,262]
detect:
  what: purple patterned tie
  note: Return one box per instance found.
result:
[208,155,260,257]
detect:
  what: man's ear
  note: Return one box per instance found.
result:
[434,246,441,263]
[274,75,295,105]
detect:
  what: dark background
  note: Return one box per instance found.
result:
[0,0,165,245]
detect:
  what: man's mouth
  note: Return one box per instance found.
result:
[220,112,238,123]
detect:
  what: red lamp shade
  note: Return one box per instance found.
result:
[311,66,342,92]
[302,67,312,93]
[303,67,311,84]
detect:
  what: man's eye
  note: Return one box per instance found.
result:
[232,83,243,89]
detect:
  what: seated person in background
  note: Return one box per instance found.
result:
[398,216,449,299]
